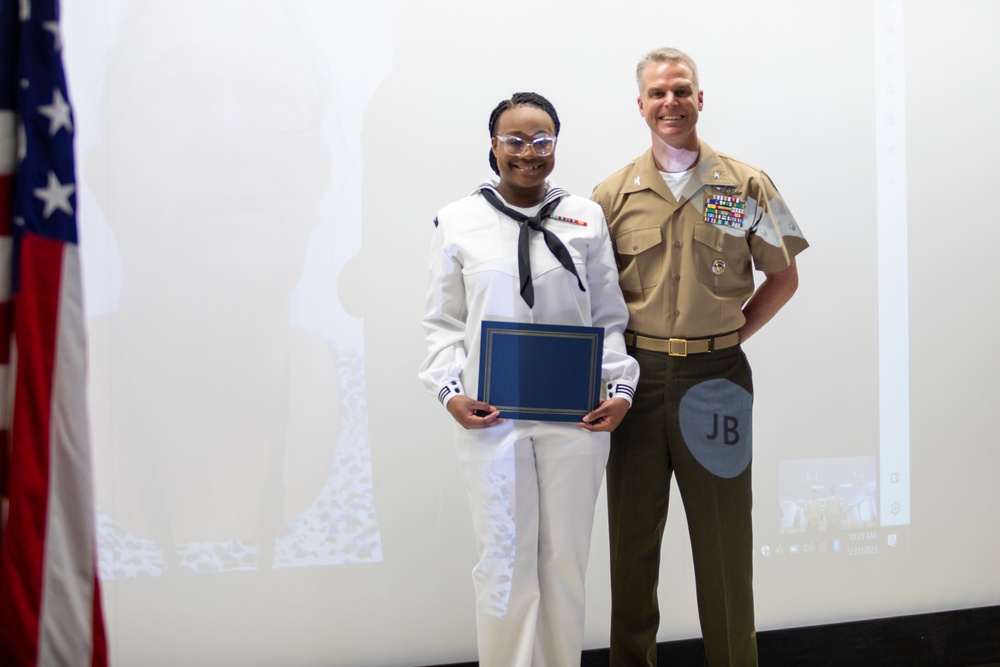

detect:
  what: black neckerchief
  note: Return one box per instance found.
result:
[479,185,585,308]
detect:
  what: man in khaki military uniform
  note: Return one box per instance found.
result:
[592,47,809,666]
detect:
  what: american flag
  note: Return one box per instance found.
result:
[0,0,108,664]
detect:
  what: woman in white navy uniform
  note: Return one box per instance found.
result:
[419,92,640,667]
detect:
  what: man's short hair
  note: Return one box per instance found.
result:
[635,47,699,91]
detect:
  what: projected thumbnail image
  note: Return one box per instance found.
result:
[777,456,877,534]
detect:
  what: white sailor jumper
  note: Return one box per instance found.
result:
[420,184,639,667]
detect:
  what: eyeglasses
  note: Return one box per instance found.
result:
[495,134,557,157]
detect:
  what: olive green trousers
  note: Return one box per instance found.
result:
[607,345,757,667]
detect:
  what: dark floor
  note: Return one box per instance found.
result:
[430,605,1000,667]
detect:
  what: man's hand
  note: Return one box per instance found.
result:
[446,395,507,430]
[739,258,799,342]
[579,397,630,432]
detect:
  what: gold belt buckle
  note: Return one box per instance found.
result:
[667,338,688,357]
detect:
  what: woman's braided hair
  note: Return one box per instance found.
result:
[487,92,560,176]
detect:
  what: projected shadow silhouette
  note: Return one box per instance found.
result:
[82,0,384,577]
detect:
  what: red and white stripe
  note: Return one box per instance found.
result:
[0,84,107,667]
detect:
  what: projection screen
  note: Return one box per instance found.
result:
[61,0,1000,665]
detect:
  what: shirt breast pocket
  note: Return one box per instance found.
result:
[613,225,663,293]
[692,223,754,298]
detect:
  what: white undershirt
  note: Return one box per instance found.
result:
[509,202,543,217]
[659,168,693,200]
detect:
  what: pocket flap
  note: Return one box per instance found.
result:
[693,222,727,251]
[616,226,662,256]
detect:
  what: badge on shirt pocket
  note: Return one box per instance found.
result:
[692,223,754,298]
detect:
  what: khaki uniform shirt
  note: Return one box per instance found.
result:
[592,141,808,339]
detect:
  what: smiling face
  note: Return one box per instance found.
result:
[491,104,556,207]
[638,60,703,151]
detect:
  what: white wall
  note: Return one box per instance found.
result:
[63,1,1000,665]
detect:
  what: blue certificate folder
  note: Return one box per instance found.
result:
[478,320,604,422]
